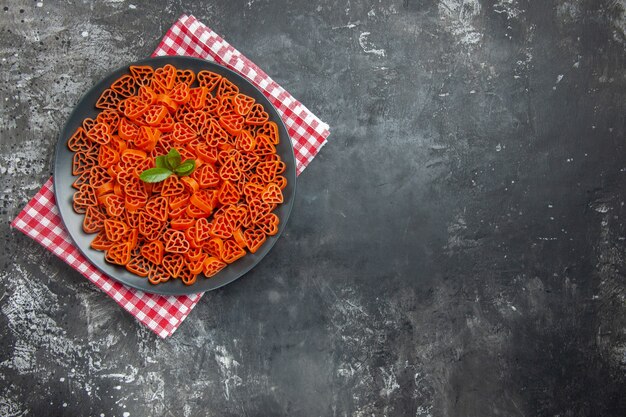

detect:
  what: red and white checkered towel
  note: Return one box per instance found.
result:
[11,14,329,338]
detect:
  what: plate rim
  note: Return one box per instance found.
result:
[54,55,296,296]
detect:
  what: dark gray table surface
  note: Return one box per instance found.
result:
[1,1,625,416]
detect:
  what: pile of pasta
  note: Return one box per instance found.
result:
[68,63,287,285]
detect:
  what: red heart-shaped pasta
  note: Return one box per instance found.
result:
[68,63,288,285]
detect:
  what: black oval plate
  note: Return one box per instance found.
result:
[54,56,296,295]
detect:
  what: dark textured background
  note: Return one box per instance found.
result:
[1,1,625,416]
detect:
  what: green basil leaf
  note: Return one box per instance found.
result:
[155,155,168,169]
[173,159,196,176]
[166,148,181,169]
[139,167,173,183]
